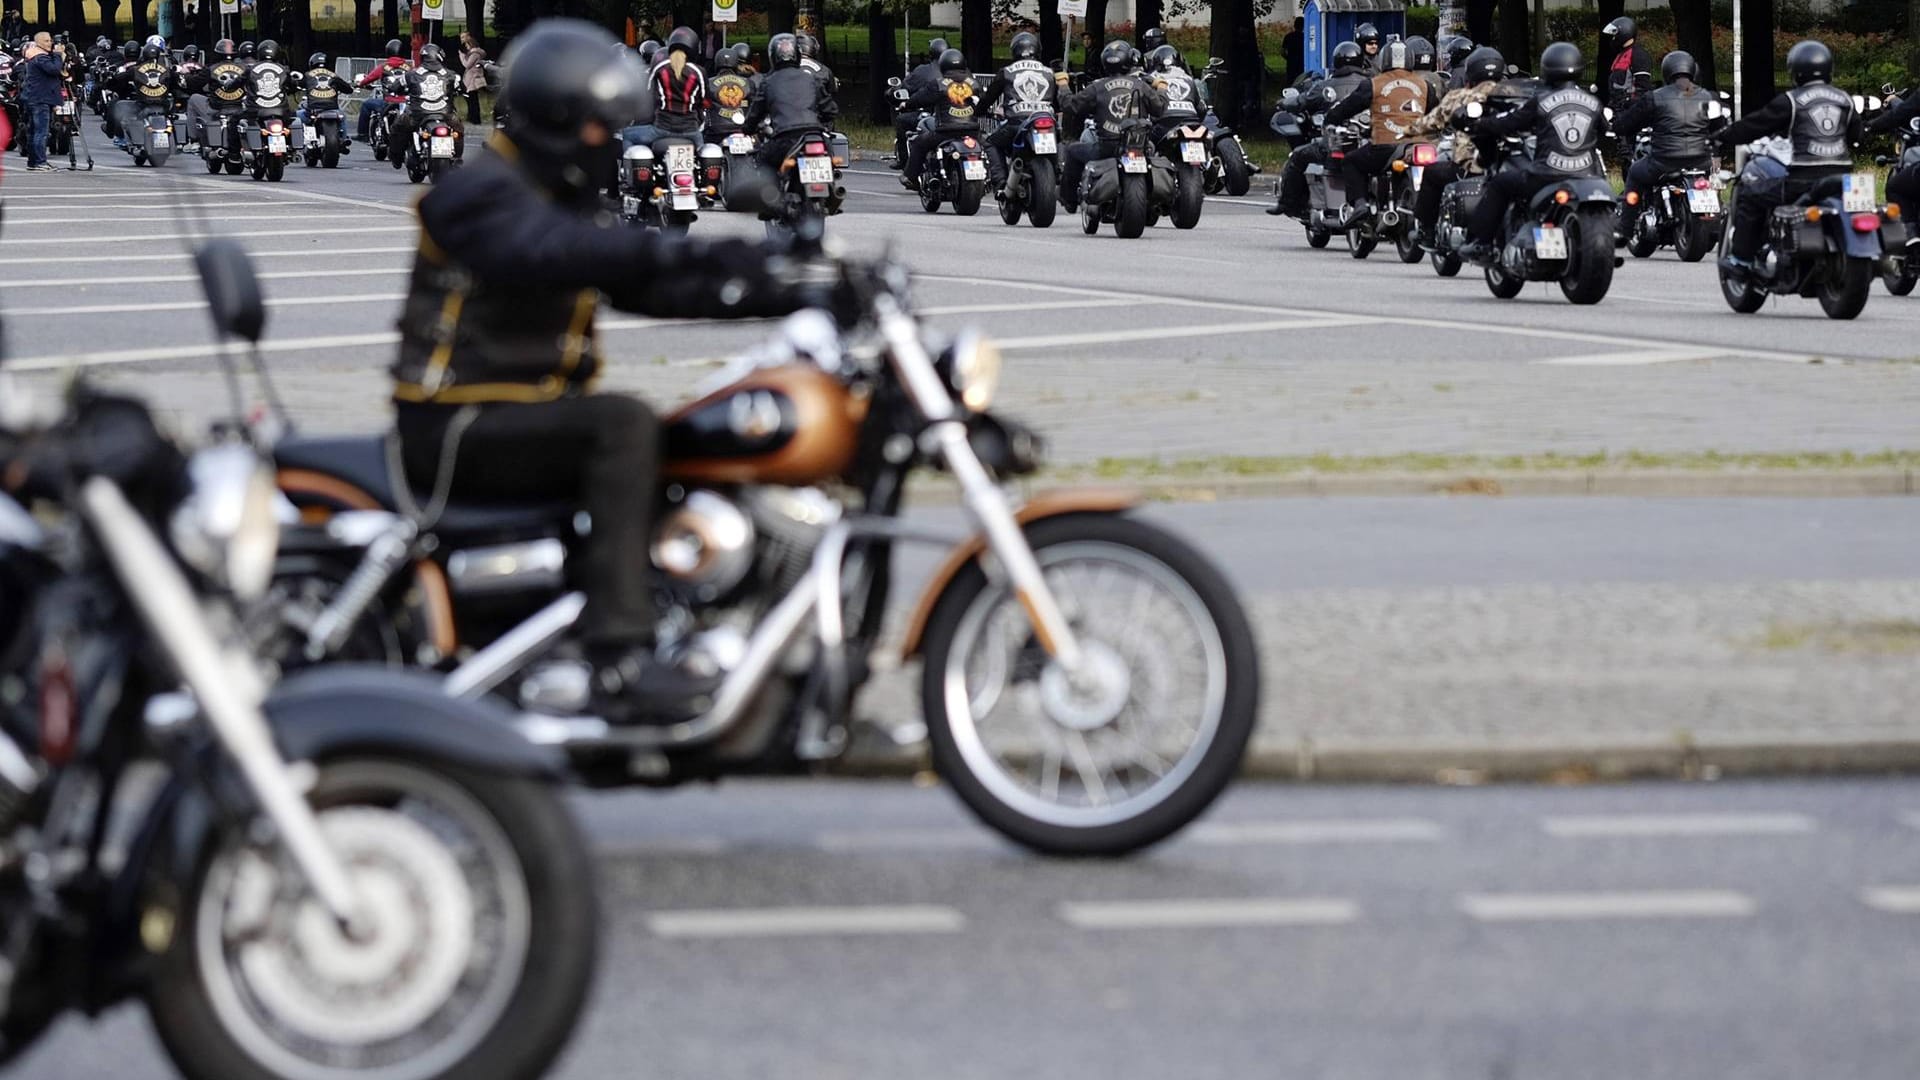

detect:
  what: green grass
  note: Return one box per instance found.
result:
[1052,449,1920,481]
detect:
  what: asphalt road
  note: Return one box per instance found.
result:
[15,778,1920,1080]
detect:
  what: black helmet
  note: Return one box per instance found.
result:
[1379,39,1409,71]
[1540,42,1582,83]
[1786,39,1832,86]
[768,32,799,69]
[665,26,697,56]
[239,40,255,58]
[1446,36,1473,68]
[213,37,235,58]
[937,47,965,75]
[730,41,751,66]
[498,18,646,189]
[1405,36,1435,71]
[1332,41,1363,69]
[419,43,445,68]
[926,37,947,62]
[638,40,660,65]
[95,34,110,48]
[1010,30,1037,60]
[183,44,200,60]
[1602,16,1635,42]
[1147,43,1178,71]
[140,42,164,61]
[796,33,818,59]
[1659,50,1697,84]
[256,39,277,61]
[385,38,404,58]
[1140,26,1165,52]
[1100,38,1132,75]
[308,51,327,69]
[120,40,139,59]
[1462,46,1504,87]
[713,44,737,71]
[1355,22,1380,47]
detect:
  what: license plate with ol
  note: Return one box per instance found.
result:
[1181,141,1207,164]
[1533,225,1568,260]
[267,135,287,152]
[798,156,834,184]
[1121,154,1148,174]
[1686,187,1720,213]
[1031,131,1057,154]
[726,133,753,154]
[431,135,455,157]
[962,157,987,180]
[1843,172,1877,213]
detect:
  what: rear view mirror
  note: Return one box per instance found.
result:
[1280,88,1301,108]
[194,237,266,345]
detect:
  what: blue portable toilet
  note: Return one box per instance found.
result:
[1300,0,1407,78]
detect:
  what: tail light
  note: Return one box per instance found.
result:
[1693,176,1711,190]
[433,124,450,137]
[672,172,694,189]
[1553,189,1572,205]
[1624,191,1640,206]
[803,140,827,155]
[1034,115,1055,130]
[1412,143,1438,166]
[1853,213,1883,233]
[705,164,723,182]
[963,137,977,148]
[38,648,74,767]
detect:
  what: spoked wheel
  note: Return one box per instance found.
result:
[1346,225,1377,260]
[1080,197,1100,235]
[920,514,1258,856]
[1430,246,1462,276]
[1817,254,1873,320]
[1394,225,1423,264]
[147,756,596,1080]
[1627,211,1660,258]
[918,179,942,213]
[1883,258,1919,296]
[1027,158,1057,228]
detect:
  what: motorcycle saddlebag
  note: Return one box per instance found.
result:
[1084,158,1121,205]
[1771,206,1825,255]
[828,131,850,169]
[1148,162,1176,203]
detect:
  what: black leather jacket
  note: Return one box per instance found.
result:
[1718,82,1860,169]
[905,71,983,133]
[746,65,835,137]
[1476,80,1604,176]
[244,60,299,115]
[1613,80,1716,165]
[1061,73,1167,139]
[977,57,1058,118]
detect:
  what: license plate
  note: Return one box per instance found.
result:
[671,191,698,210]
[622,195,643,217]
[56,102,74,116]
[1121,154,1148,174]
[1181,141,1207,164]
[726,133,753,154]
[431,135,455,158]
[798,156,834,184]
[1031,131,1057,154]
[1686,187,1720,214]
[1842,172,1877,213]
[267,135,287,152]
[962,157,987,180]
[666,144,696,172]
[151,132,170,147]
[1533,225,1568,260]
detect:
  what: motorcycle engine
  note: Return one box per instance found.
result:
[651,489,756,601]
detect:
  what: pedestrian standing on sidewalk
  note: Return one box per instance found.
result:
[19,31,66,172]
[458,30,489,124]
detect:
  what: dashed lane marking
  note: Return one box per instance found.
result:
[5,267,410,289]
[1460,890,1757,922]
[647,904,967,939]
[0,225,414,246]
[1,246,411,265]
[1187,818,1446,845]
[1541,813,1817,838]
[1532,348,1735,367]
[1058,898,1360,930]
[1861,886,1920,914]
[7,212,394,226]
[997,317,1362,351]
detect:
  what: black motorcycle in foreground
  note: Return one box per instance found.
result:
[992,111,1061,228]
[0,242,597,1079]
[755,129,843,241]
[1471,129,1620,304]
[1874,90,1920,296]
[1157,121,1211,229]
[302,105,348,168]
[1718,149,1900,320]
[266,249,1259,857]
[402,109,463,184]
[1077,118,1175,239]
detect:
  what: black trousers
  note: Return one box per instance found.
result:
[1728,165,1847,259]
[1887,163,1920,241]
[892,112,920,162]
[1621,154,1712,230]
[392,110,465,156]
[1277,141,1327,211]
[396,395,661,646]
[1060,138,1121,207]
[1338,143,1396,203]
[1469,168,1563,244]
[1414,159,1463,233]
[907,125,978,181]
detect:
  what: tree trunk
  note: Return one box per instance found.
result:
[960,0,991,72]
[1038,0,1062,69]
[1739,0,1773,114]
[867,0,896,123]
[1465,0,1492,46]
[1135,0,1160,44]
[98,0,120,39]
[383,0,400,45]
[1206,0,1255,130]
[1496,0,1528,70]
[130,0,149,41]
[355,0,373,53]
[1671,0,1714,89]
[767,0,794,35]
[1910,0,1920,84]
[284,0,312,68]
[1084,0,1108,60]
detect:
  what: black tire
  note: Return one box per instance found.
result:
[224,158,244,175]
[1884,262,1918,296]
[1027,158,1058,228]
[1395,226,1423,264]
[1080,198,1101,234]
[1720,265,1768,313]
[919,514,1259,856]
[322,144,340,169]
[662,209,694,236]
[373,142,388,161]
[1171,164,1204,229]
[1430,247,1462,276]
[1485,259,1524,299]
[1558,207,1615,304]
[205,152,223,174]
[1347,226,1377,260]
[1305,225,1331,248]
[147,757,597,1080]
[1817,255,1873,320]
[265,158,284,183]
[1673,209,1712,263]
[953,177,985,216]
[49,127,71,156]
[1115,174,1148,238]
[918,181,942,213]
[1218,137,1252,196]
[999,174,1025,226]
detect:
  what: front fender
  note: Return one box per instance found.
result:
[897,490,1140,659]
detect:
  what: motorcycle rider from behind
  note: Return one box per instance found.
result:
[1611,50,1717,246]
[391,43,463,158]
[1458,42,1605,262]
[1712,40,1859,277]
[647,26,708,148]
[100,39,139,147]
[1407,44,1506,247]
[796,32,837,101]
[184,37,247,157]
[892,36,948,168]
[976,30,1060,187]
[1268,40,1369,217]
[1321,38,1435,219]
[298,50,353,149]
[108,42,176,152]
[389,19,816,721]
[356,38,410,142]
[1143,43,1201,139]
[901,47,981,190]
[749,32,837,173]
[1058,40,1167,212]
[1600,16,1653,113]
[1868,82,1920,253]
[706,41,756,139]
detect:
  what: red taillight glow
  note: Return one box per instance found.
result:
[1412,143,1438,166]
[672,172,694,188]
[804,141,827,155]
[1693,176,1712,190]
[39,648,73,767]
[1034,115,1055,130]
[963,137,977,148]
[433,125,450,137]
[1853,213,1883,233]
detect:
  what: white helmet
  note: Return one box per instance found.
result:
[146,34,166,49]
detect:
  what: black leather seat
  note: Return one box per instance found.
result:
[274,436,573,535]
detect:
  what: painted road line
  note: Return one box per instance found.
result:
[816,828,997,853]
[997,317,1363,352]
[1058,898,1360,930]
[647,905,967,939]
[916,298,1141,317]
[1542,813,1816,838]
[1186,819,1445,846]
[1533,348,1732,367]
[9,332,404,372]
[0,225,414,246]
[1861,886,1920,914]
[0,246,411,266]
[7,293,404,317]
[8,212,391,226]
[1460,890,1757,922]
[7,267,411,289]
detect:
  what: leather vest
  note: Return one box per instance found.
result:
[1154,70,1200,118]
[996,59,1056,117]
[247,61,291,111]
[132,60,171,104]
[1088,75,1149,137]
[1788,82,1853,167]
[1530,83,1603,175]
[304,67,340,104]
[933,76,980,128]
[207,60,247,108]
[1369,70,1431,143]
[1646,83,1713,164]
[412,67,453,114]
[708,72,752,126]
[1321,68,1369,112]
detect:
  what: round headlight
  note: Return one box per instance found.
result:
[947,331,1002,412]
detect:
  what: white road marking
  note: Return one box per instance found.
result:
[815,828,996,852]
[0,225,413,246]
[1187,818,1446,845]
[0,246,411,266]
[1460,890,1756,922]
[1861,886,1920,914]
[839,186,914,199]
[9,332,405,372]
[7,212,392,226]
[1533,348,1731,367]
[647,904,967,939]
[917,298,1140,317]
[997,317,1362,351]
[7,267,410,289]
[6,293,404,317]
[1541,813,1817,838]
[154,173,423,216]
[1058,898,1360,930]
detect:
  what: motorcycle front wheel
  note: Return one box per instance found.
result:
[920,514,1258,856]
[1884,259,1919,296]
[1217,137,1252,196]
[1394,225,1422,264]
[1305,224,1330,249]
[148,755,596,1080]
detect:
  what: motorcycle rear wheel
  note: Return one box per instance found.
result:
[1485,259,1524,299]
[147,756,596,1080]
[953,177,986,216]
[920,514,1258,856]
[1080,199,1101,234]
[1115,175,1149,238]
[1430,247,1462,276]
[1883,260,1919,296]
[1027,158,1058,228]
[1394,226,1423,264]
[918,179,943,213]
[322,144,340,168]
[1817,255,1873,320]
[1346,226,1377,260]
[1171,164,1204,229]
[999,177,1026,226]
[1557,207,1615,305]
[265,158,284,183]
[1217,137,1252,196]
[1673,210,1713,263]
[225,159,245,175]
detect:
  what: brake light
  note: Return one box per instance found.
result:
[963,137,977,148]
[1853,213,1882,233]
[672,172,694,188]
[803,141,827,155]
[1412,143,1438,166]
[433,125,450,137]
[1034,115,1055,130]
[1693,176,1711,190]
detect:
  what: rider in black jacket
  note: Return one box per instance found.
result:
[1058,40,1167,212]
[390,19,817,722]
[299,51,354,148]
[1713,40,1860,275]
[184,38,248,154]
[1612,51,1718,244]
[749,32,836,167]
[391,43,464,157]
[1269,41,1369,217]
[1868,84,1920,251]
[901,48,981,188]
[1600,16,1654,113]
[892,36,948,168]
[977,30,1060,187]
[1461,42,1605,258]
